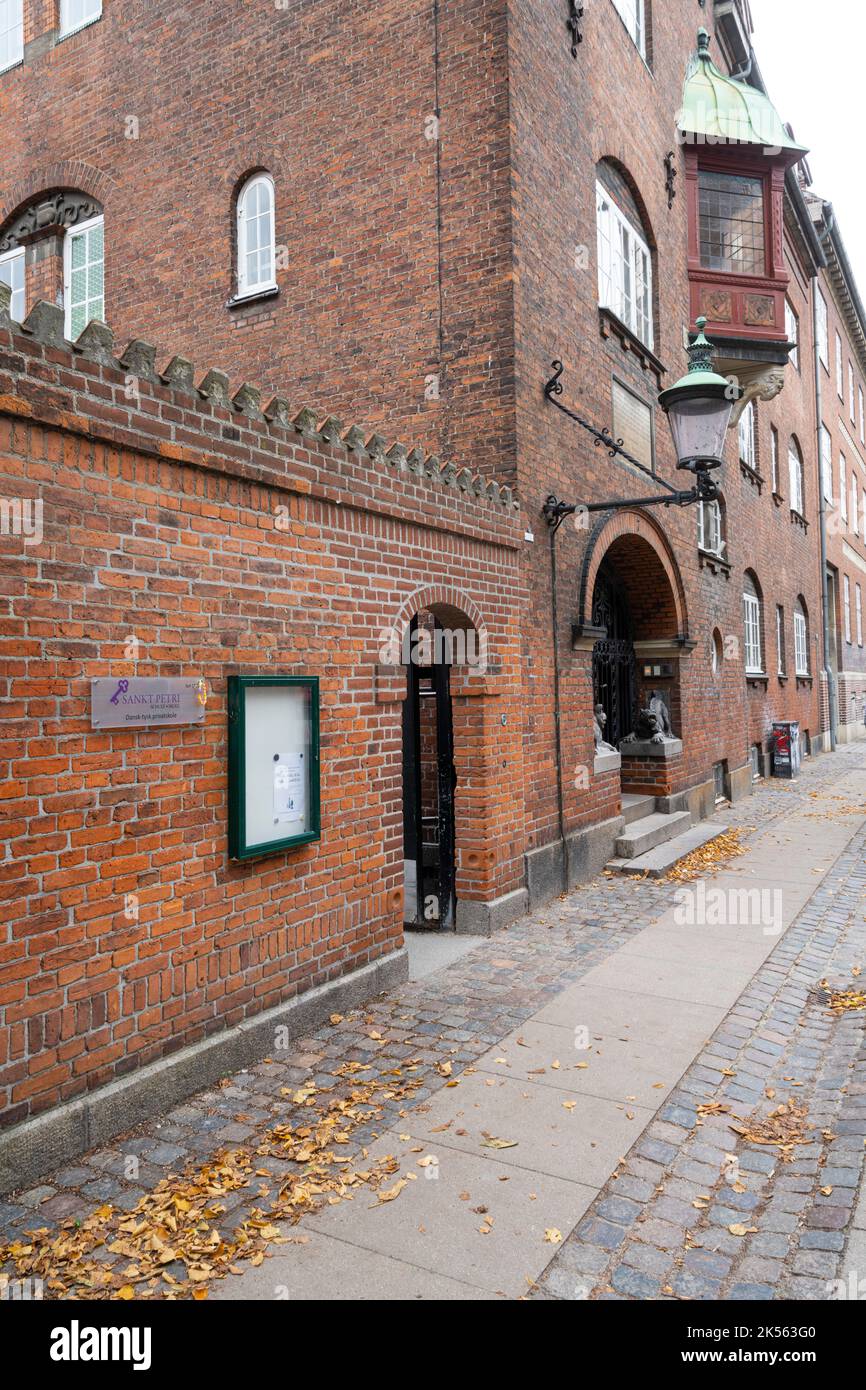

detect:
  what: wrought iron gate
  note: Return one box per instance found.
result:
[591,565,636,747]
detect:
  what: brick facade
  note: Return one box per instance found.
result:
[2,1,866,1139]
[0,297,524,1127]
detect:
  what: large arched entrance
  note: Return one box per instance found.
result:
[578,512,691,786]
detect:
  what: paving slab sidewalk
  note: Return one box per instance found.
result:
[3,743,865,1301]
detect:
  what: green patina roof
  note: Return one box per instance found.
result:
[678,29,808,155]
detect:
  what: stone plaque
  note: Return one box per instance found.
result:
[91,677,207,729]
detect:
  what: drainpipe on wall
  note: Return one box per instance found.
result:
[813,234,838,752]
[548,529,570,888]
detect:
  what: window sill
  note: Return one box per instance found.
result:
[746,672,769,687]
[777,672,788,683]
[58,15,102,43]
[227,285,279,312]
[739,459,763,492]
[790,509,809,533]
[697,546,731,577]
[796,674,813,688]
[598,307,666,386]
[771,490,784,508]
[0,56,23,76]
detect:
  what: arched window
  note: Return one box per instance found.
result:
[697,495,725,558]
[596,165,653,348]
[794,598,809,676]
[236,173,276,298]
[743,571,763,675]
[0,189,104,338]
[788,436,804,517]
[711,627,723,676]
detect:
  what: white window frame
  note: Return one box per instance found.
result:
[0,0,23,73]
[596,181,653,350]
[856,584,863,647]
[236,173,277,299]
[836,332,844,398]
[820,426,832,504]
[850,362,857,422]
[785,299,799,371]
[611,0,646,58]
[860,385,864,443]
[789,440,804,517]
[853,475,860,535]
[738,401,756,470]
[743,589,762,675]
[840,454,848,522]
[776,604,786,676]
[815,287,829,368]
[0,245,25,322]
[770,426,779,494]
[697,498,724,557]
[793,607,808,676]
[59,0,102,39]
[844,575,852,643]
[63,213,104,340]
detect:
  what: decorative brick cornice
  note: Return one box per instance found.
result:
[0,298,521,539]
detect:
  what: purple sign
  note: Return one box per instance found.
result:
[91,678,207,729]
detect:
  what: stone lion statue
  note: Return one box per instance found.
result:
[620,690,675,746]
[593,703,617,754]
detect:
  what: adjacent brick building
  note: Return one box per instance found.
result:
[1,0,864,1172]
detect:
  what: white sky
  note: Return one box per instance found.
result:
[749,0,865,286]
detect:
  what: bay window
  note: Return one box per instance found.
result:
[699,171,765,277]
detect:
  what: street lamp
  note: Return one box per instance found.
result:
[542,317,739,530]
[658,317,737,476]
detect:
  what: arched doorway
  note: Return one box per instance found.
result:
[578,513,690,773]
[401,611,457,931]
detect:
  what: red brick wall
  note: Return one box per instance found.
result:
[0,308,525,1127]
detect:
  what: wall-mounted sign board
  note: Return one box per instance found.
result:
[228,675,321,860]
[91,677,207,729]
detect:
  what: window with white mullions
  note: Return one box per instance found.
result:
[738,400,755,470]
[794,601,809,676]
[611,0,646,57]
[697,498,724,558]
[60,0,102,38]
[237,174,276,299]
[0,0,23,73]
[64,215,104,340]
[788,438,804,517]
[596,182,653,349]
[0,247,24,322]
[743,573,763,675]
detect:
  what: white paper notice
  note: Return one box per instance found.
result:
[273,752,305,824]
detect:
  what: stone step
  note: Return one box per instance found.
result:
[614,810,692,859]
[621,792,656,826]
[608,822,729,878]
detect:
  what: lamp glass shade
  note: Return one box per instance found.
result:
[665,393,733,470]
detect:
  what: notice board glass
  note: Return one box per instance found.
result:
[228,676,320,860]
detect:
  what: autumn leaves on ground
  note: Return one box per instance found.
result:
[0,1058,425,1301]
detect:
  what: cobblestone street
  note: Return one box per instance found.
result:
[3,742,866,1301]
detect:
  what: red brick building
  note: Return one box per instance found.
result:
[0,0,862,1171]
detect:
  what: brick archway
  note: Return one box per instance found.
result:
[0,162,116,230]
[390,584,488,653]
[578,508,689,642]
